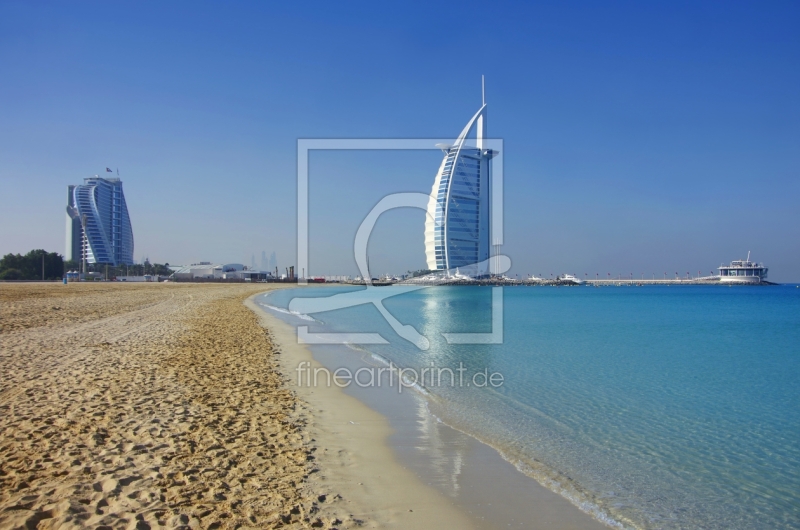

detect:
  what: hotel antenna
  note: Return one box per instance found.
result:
[482,75,485,106]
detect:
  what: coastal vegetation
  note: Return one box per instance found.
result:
[0,249,63,280]
[0,250,173,280]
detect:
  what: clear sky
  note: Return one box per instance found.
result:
[1,1,798,281]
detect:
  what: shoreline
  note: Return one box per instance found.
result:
[244,294,476,529]
[248,290,611,530]
[0,282,617,528]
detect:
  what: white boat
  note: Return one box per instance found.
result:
[718,252,768,284]
[559,274,584,285]
[452,267,472,280]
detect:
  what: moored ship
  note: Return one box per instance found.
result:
[718,252,768,284]
[558,274,584,285]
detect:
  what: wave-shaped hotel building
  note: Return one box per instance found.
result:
[425,90,497,277]
[66,176,134,266]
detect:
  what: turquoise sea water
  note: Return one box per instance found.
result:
[262,285,800,529]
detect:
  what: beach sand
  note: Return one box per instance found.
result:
[0,283,471,529]
[1,283,322,528]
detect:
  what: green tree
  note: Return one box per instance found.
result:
[151,263,173,276]
[0,250,64,280]
[0,269,23,280]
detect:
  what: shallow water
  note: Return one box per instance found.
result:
[261,284,800,529]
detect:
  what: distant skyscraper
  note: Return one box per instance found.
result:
[425,89,496,276]
[261,251,268,270]
[269,251,277,271]
[66,176,134,265]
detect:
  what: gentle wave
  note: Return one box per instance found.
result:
[343,346,432,397]
[371,353,432,396]
[259,303,318,322]
[369,351,391,367]
[421,398,632,529]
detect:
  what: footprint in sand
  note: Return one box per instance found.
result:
[93,478,117,493]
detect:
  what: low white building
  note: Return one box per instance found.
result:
[117,275,160,282]
[170,262,274,281]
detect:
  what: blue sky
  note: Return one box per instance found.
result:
[1,1,798,281]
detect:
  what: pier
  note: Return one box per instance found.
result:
[386,276,775,287]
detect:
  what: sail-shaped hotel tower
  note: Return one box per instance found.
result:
[424,90,496,277]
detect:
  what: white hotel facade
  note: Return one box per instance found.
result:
[424,97,497,277]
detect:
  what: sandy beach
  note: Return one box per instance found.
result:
[0,283,473,529]
[0,282,615,529]
[1,283,320,528]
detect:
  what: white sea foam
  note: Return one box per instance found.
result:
[344,343,368,353]
[259,303,317,322]
[369,352,391,367]
[344,347,431,396]
[419,399,632,529]
[400,376,430,396]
